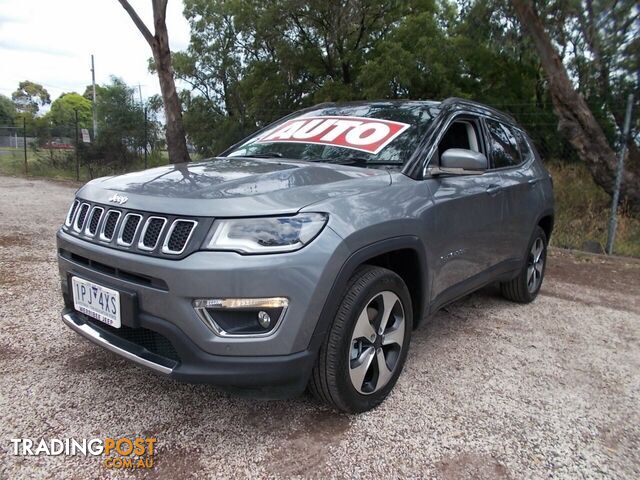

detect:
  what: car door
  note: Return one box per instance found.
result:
[423,115,507,301]
[492,125,546,260]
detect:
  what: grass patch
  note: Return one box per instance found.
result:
[547,161,640,257]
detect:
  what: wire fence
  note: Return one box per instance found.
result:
[0,100,634,181]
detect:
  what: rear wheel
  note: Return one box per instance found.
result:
[501,226,547,303]
[309,266,412,413]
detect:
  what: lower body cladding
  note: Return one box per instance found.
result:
[56,227,349,397]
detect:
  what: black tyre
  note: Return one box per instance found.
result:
[309,265,412,413]
[501,226,548,303]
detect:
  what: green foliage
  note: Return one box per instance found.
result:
[11,80,51,115]
[0,94,16,125]
[175,0,637,161]
[46,93,93,137]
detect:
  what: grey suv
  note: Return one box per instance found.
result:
[57,98,553,413]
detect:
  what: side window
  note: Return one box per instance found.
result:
[486,119,520,169]
[435,119,481,162]
[514,129,534,163]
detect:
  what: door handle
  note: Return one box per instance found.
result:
[486,184,502,196]
[528,178,539,187]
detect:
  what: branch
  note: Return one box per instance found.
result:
[117,0,154,46]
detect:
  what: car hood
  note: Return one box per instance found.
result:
[77,157,391,217]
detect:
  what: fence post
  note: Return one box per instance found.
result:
[23,118,27,176]
[74,109,80,181]
[606,93,635,255]
[144,106,148,169]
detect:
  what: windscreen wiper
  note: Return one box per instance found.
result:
[242,153,283,158]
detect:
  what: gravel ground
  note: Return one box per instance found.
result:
[0,175,639,479]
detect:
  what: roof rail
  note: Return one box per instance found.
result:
[442,97,517,123]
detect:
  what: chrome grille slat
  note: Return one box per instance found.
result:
[162,220,198,255]
[99,210,121,242]
[117,213,143,246]
[73,203,90,232]
[84,206,104,237]
[138,216,167,251]
[64,199,198,257]
[65,200,80,227]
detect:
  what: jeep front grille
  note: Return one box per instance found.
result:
[63,199,201,259]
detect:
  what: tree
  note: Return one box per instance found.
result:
[511,0,640,211]
[0,94,16,125]
[48,93,93,135]
[12,81,51,115]
[117,0,190,163]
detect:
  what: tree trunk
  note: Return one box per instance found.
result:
[512,0,640,211]
[118,0,190,163]
[152,14,190,163]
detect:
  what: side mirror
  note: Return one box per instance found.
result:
[429,148,488,176]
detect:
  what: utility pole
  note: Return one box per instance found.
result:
[91,54,98,139]
[23,118,27,175]
[75,109,80,181]
[144,106,148,169]
[606,93,635,255]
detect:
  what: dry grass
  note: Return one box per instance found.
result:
[547,162,640,257]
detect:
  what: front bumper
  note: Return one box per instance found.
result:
[57,226,349,391]
[62,309,315,394]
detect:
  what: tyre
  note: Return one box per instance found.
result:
[501,226,548,303]
[309,265,412,413]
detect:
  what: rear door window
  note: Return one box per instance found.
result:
[485,119,521,169]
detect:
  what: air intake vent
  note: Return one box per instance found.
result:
[100,210,121,241]
[85,207,104,236]
[73,203,90,232]
[118,214,142,246]
[139,217,166,251]
[163,220,197,254]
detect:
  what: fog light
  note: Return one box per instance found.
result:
[257,311,271,328]
[193,297,288,337]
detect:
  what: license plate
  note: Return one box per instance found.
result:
[71,277,121,328]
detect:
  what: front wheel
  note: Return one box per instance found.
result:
[501,226,548,303]
[309,266,412,413]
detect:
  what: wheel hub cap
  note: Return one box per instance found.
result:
[527,237,545,293]
[349,291,405,395]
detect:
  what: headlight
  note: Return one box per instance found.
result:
[203,213,328,254]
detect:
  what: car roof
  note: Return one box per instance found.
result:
[307,97,516,125]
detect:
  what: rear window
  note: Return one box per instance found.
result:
[226,102,440,167]
[486,119,521,169]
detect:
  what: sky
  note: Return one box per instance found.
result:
[0,0,191,106]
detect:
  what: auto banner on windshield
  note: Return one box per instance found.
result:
[253,116,411,154]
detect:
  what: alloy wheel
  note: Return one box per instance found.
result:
[527,237,545,293]
[348,291,405,395]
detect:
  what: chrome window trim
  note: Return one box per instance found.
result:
[99,210,122,242]
[161,219,198,255]
[116,213,143,247]
[137,216,167,251]
[83,206,104,237]
[73,203,91,232]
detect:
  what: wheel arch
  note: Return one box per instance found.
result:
[308,236,428,355]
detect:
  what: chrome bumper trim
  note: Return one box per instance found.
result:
[62,312,174,375]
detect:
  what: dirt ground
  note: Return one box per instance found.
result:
[0,175,638,479]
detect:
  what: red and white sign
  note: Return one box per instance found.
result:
[254,116,411,154]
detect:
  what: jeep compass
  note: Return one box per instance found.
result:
[57,98,554,413]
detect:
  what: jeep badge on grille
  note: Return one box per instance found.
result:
[108,193,128,205]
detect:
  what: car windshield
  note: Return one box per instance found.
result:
[225,101,440,168]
